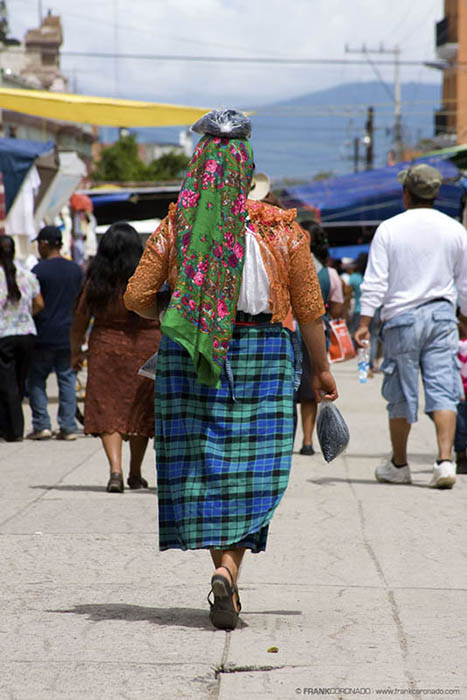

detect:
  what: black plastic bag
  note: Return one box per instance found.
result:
[191,109,251,139]
[316,400,350,463]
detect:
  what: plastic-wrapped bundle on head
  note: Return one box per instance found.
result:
[191,109,251,139]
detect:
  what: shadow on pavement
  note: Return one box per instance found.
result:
[307,477,431,489]
[242,610,302,616]
[344,453,435,463]
[31,485,157,494]
[49,603,248,630]
[308,477,377,485]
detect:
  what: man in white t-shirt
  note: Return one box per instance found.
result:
[355,164,467,489]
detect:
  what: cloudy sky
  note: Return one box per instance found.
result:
[10,0,443,109]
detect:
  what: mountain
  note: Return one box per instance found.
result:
[99,80,441,180]
[249,81,441,180]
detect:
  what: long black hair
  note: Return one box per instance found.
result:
[355,252,368,275]
[301,219,329,265]
[0,235,21,303]
[84,222,143,315]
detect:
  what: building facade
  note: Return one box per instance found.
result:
[435,0,467,144]
[0,7,96,168]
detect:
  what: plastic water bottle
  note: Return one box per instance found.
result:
[357,342,370,383]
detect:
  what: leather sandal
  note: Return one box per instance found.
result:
[127,475,149,489]
[207,565,241,631]
[106,472,124,493]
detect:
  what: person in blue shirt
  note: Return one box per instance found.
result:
[27,226,83,440]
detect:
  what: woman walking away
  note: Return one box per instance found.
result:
[70,223,161,492]
[124,109,338,630]
[0,235,44,441]
[296,221,344,456]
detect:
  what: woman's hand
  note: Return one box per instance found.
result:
[298,318,338,402]
[311,369,338,402]
[32,292,44,316]
[71,350,85,372]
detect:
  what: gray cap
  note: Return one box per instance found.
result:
[397,164,442,200]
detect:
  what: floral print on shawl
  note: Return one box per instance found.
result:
[161,134,254,387]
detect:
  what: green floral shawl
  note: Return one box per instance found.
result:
[161,135,254,387]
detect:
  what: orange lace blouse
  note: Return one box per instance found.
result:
[124,200,325,325]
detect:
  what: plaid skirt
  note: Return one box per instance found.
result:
[154,324,295,553]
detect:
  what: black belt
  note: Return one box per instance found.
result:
[235,311,272,326]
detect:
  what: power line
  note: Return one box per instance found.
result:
[386,0,419,40]
[345,44,403,160]
[57,51,441,66]
[12,0,253,53]
[396,0,441,47]
[361,48,395,101]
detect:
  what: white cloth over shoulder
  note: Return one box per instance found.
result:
[237,226,271,315]
[5,165,41,241]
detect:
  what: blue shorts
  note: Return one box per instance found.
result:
[380,300,462,423]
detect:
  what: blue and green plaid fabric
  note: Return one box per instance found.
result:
[154,324,295,553]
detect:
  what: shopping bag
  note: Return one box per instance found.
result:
[316,399,350,462]
[138,352,158,380]
[328,318,356,363]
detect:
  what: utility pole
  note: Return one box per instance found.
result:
[0,1,9,40]
[393,45,402,162]
[113,0,119,97]
[353,137,360,173]
[345,43,403,162]
[350,107,373,172]
[365,106,374,169]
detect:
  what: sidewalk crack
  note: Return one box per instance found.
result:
[343,455,421,700]
[215,663,286,676]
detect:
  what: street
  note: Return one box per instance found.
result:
[1,359,466,700]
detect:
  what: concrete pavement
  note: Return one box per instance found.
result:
[1,361,466,700]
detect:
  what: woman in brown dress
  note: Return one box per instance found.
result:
[71,222,161,493]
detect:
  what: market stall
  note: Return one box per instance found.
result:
[281,155,464,232]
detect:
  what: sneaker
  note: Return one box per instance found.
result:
[375,459,412,484]
[55,430,77,441]
[299,444,315,456]
[27,428,53,440]
[429,461,456,489]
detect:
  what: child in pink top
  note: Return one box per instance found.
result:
[455,339,467,473]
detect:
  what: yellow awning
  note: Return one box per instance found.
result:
[0,87,210,127]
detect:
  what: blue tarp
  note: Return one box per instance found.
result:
[0,137,55,213]
[282,156,463,225]
[90,192,133,206]
[329,243,370,259]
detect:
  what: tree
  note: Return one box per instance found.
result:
[92,134,189,182]
[312,170,334,181]
[146,151,189,180]
[93,134,145,182]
